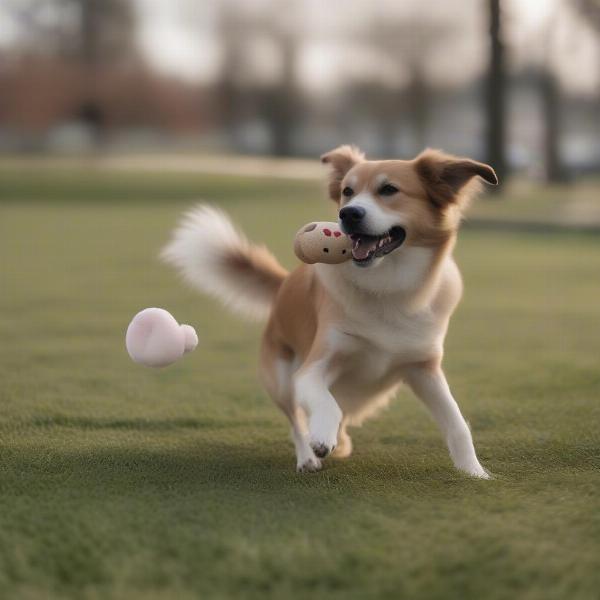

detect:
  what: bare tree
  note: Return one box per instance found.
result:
[357,13,458,157]
[77,0,136,66]
[485,0,507,186]
[74,0,137,144]
[2,0,136,65]
[214,2,245,146]
[539,0,600,182]
[3,0,138,146]
[262,26,299,156]
[539,8,566,183]
[572,0,600,29]
[571,0,600,134]
[214,1,301,156]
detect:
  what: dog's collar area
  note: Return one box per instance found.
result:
[349,226,406,266]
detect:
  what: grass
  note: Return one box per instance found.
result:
[1,164,600,599]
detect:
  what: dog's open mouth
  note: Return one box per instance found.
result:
[349,226,406,266]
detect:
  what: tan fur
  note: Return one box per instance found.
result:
[321,145,365,201]
[224,243,288,299]
[162,205,288,321]
[166,148,497,475]
[258,146,496,473]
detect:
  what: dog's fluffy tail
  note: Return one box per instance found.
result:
[161,205,288,320]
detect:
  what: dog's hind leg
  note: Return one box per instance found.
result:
[332,419,353,458]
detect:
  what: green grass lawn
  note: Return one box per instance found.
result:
[1,165,599,599]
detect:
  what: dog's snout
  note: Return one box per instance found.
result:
[339,206,366,225]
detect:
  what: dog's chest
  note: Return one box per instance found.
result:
[340,302,443,363]
[315,258,450,363]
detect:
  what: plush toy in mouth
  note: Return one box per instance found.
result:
[126,308,198,368]
[293,222,352,265]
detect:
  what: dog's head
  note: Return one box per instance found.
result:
[321,145,497,268]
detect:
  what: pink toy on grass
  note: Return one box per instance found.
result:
[126,308,198,368]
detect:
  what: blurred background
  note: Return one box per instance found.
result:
[0,0,599,183]
[1,3,600,598]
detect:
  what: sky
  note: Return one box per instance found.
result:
[131,0,598,94]
[0,0,598,95]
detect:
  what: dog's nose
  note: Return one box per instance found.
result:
[339,205,366,225]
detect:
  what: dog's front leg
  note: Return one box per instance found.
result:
[404,364,489,478]
[294,358,342,459]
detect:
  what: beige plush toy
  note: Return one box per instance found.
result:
[294,221,352,265]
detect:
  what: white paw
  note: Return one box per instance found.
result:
[297,456,322,473]
[473,468,492,480]
[308,408,341,459]
[457,462,491,479]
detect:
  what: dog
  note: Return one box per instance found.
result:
[162,145,498,476]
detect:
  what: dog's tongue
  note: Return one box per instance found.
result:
[352,236,379,260]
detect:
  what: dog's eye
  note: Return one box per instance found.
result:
[342,186,354,198]
[378,184,399,196]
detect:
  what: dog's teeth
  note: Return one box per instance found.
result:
[376,236,389,250]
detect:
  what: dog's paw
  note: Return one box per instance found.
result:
[332,431,352,458]
[310,442,336,459]
[471,467,492,480]
[457,462,491,479]
[308,410,341,459]
[297,456,322,473]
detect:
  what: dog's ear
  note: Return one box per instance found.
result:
[320,145,365,202]
[415,149,498,208]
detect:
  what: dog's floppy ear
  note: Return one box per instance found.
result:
[415,149,498,208]
[320,145,365,202]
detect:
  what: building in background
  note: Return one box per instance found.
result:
[0,0,598,181]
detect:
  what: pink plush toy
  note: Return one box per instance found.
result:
[126,308,198,368]
[294,221,352,265]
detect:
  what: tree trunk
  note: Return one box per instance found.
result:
[540,71,566,182]
[268,33,296,156]
[485,0,507,187]
[80,0,104,147]
[408,67,428,154]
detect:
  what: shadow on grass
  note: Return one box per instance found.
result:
[0,439,473,500]
[3,421,597,501]
[25,415,268,431]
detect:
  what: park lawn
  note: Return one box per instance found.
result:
[1,166,599,600]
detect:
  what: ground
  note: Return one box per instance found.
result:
[1,163,599,599]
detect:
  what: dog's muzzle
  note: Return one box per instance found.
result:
[348,226,406,266]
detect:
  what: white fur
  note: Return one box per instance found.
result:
[294,351,343,455]
[161,205,275,320]
[328,246,436,296]
[291,425,322,472]
[403,366,489,478]
[306,249,487,477]
[343,192,401,235]
[165,203,488,477]
[275,357,322,471]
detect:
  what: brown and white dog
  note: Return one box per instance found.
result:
[162,146,498,476]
